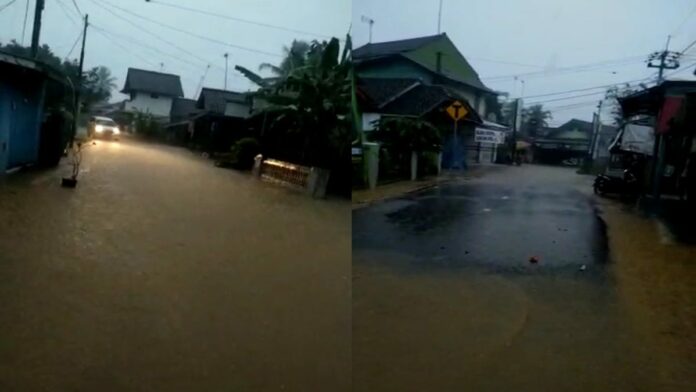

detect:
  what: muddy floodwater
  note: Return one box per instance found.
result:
[353,165,696,392]
[0,139,351,391]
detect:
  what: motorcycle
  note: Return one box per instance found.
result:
[593,169,640,197]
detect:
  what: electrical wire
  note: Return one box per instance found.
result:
[93,0,282,58]
[89,0,215,66]
[92,26,160,68]
[524,90,607,106]
[55,0,80,27]
[143,0,333,40]
[91,24,211,71]
[71,0,82,16]
[518,76,655,100]
[20,0,29,44]
[482,56,647,81]
[64,30,83,61]
[0,0,17,12]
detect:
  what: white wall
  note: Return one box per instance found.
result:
[124,92,173,118]
[362,113,381,132]
[225,102,250,118]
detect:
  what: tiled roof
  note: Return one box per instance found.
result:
[121,68,184,97]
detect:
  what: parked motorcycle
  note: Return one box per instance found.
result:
[593,169,640,197]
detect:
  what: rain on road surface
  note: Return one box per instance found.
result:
[0,138,350,391]
[353,165,679,392]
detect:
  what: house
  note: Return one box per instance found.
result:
[165,88,251,152]
[121,68,184,119]
[533,119,594,164]
[354,33,497,119]
[197,87,251,118]
[354,34,508,174]
[618,80,696,201]
[0,51,68,173]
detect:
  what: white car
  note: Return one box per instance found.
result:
[90,116,121,140]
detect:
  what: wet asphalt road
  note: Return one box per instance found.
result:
[0,138,350,391]
[354,165,608,272]
[353,165,665,392]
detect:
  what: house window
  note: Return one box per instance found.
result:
[150,93,160,99]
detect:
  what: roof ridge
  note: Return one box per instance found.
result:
[127,67,181,78]
[200,87,246,94]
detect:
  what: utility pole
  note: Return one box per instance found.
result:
[589,100,603,161]
[361,16,374,43]
[437,0,444,34]
[510,98,522,164]
[648,36,680,84]
[224,53,229,90]
[30,0,45,58]
[71,14,88,146]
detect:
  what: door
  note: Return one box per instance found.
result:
[0,85,10,173]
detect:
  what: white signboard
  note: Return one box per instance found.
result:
[475,128,505,144]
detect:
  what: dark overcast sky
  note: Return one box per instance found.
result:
[353,0,696,125]
[2,1,695,126]
[0,0,351,100]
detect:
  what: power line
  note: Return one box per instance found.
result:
[94,0,282,58]
[0,0,17,12]
[470,57,544,69]
[92,24,213,72]
[89,0,215,66]
[64,30,83,60]
[20,0,29,44]
[55,0,80,27]
[525,90,607,106]
[483,56,647,81]
[144,0,333,40]
[672,2,696,37]
[92,26,160,68]
[70,0,82,16]
[681,37,696,55]
[520,76,655,100]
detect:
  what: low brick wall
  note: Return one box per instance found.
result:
[253,156,330,198]
[260,158,311,189]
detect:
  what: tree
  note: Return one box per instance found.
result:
[605,83,647,126]
[237,35,352,167]
[521,104,552,137]
[371,117,441,153]
[0,40,116,111]
[82,66,117,106]
[258,40,311,78]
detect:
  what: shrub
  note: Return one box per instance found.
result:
[230,137,261,170]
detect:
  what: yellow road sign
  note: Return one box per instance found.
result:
[446,101,468,121]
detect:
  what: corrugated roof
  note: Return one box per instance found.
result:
[379,84,482,123]
[354,33,491,93]
[357,78,421,109]
[353,34,443,59]
[121,68,184,97]
[197,87,248,114]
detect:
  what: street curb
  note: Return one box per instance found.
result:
[351,179,451,210]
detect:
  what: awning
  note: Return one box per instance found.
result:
[608,123,654,156]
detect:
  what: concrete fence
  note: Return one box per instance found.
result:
[253,155,331,198]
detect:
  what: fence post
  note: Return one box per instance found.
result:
[252,154,263,178]
[411,151,418,181]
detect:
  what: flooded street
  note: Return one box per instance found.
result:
[0,139,351,391]
[353,165,695,391]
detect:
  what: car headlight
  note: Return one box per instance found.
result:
[113,127,120,134]
[95,125,104,133]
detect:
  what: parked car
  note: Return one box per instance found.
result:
[89,116,121,140]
